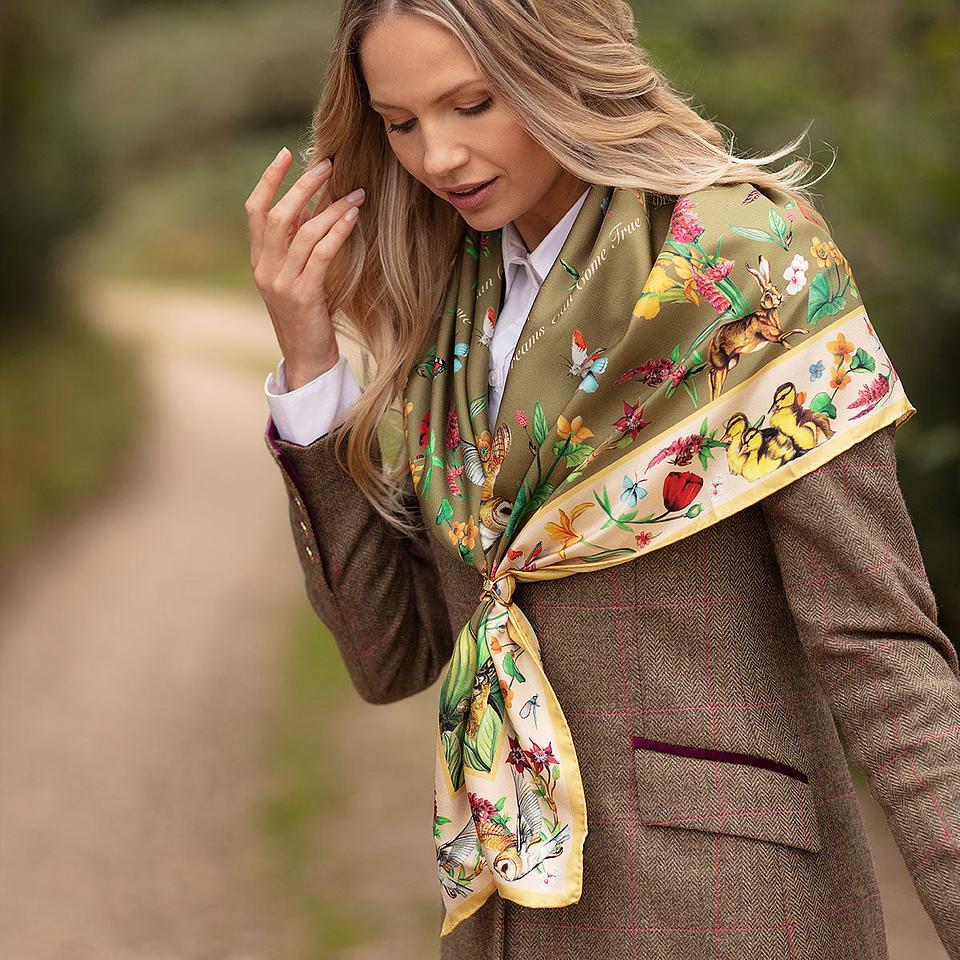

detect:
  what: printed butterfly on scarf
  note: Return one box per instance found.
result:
[620,470,648,507]
[479,307,497,346]
[564,328,608,393]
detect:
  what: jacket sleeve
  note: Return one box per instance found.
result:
[760,421,960,957]
[263,415,456,705]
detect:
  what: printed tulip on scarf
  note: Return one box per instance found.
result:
[401,181,915,935]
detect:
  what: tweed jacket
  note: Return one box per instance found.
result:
[263,414,960,960]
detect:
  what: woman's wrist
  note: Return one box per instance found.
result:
[285,350,341,391]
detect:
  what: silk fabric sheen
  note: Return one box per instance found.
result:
[401,180,915,935]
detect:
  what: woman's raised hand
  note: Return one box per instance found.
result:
[245,147,366,390]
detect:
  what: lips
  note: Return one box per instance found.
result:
[445,179,494,195]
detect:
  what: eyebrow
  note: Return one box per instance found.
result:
[368,79,483,111]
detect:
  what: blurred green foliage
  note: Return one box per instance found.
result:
[0,310,143,568]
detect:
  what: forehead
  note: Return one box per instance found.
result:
[359,13,480,109]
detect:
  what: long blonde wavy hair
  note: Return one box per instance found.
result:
[303,0,834,538]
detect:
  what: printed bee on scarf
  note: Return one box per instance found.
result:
[563,328,608,392]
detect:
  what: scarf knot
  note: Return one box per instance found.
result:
[480,571,516,605]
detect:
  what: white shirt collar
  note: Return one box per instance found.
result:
[501,186,592,288]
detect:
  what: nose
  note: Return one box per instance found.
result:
[419,123,470,183]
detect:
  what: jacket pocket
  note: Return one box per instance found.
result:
[631,737,822,855]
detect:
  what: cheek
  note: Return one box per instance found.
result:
[493,117,548,171]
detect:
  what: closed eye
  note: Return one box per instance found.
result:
[387,97,494,136]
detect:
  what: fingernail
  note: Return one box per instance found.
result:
[346,187,365,202]
[311,158,333,177]
[272,146,290,166]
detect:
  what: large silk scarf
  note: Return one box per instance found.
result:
[400,181,915,935]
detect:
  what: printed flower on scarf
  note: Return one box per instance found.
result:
[690,264,731,314]
[783,254,809,295]
[499,679,514,709]
[848,373,891,419]
[516,409,529,428]
[701,257,734,283]
[809,360,824,381]
[662,471,704,513]
[826,239,849,274]
[468,792,497,823]
[506,735,531,775]
[646,432,706,469]
[446,464,464,498]
[613,399,651,440]
[449,516,479,550]
[671,255,700,305]
[810,235,833,269]
[475,429,493,461]
[447,406,461,449]
[829,365,852,390]
[634,530,655,547]
[410,458,424,491]
[669,362,688,387]
[557,414,593,444]
[827,332,855,363]
[539,866,560,888]
[526,739,560,775]
[544,502,594,559]
[633,264,675,319]
[615,357,675,387]
[669,196,705,244]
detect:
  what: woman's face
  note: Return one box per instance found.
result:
[359,13,588,250]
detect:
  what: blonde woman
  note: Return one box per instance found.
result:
[244,2,960,957]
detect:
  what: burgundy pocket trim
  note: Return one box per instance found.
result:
[631,737,809,784]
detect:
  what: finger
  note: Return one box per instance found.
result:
[245,147,293,267]
[277,190,365,283]
[293,201,362,290]
[260,158,335,268]
[287,181,332,245]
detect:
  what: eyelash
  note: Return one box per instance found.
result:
[387,97,494,135]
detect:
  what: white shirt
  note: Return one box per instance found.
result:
[264,186,591,445]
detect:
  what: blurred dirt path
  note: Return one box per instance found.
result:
[0,282,309,959]
[0,281,945,959]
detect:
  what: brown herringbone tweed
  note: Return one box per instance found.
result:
[264,418,960,959]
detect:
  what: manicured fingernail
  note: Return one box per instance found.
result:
[344,206,359,221]
[312,158,332,176]
[272,146,290,166]
[346,187,365,202]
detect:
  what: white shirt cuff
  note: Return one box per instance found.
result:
[264,354,363,446]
